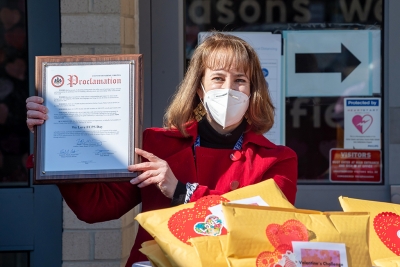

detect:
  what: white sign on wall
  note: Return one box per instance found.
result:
[344,98,381,149]
[283,30,381,97]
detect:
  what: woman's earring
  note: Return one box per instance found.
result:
[193,102,206,122]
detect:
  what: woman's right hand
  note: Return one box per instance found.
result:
[26,96,48,133]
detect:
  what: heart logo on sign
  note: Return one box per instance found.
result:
[352,114,373,134]
[168,195,229,245]
[374,212,400,255]
[266,219,309,251]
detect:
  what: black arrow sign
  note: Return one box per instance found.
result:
[295,44,361,82]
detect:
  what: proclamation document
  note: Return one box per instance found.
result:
[34,55,143,183]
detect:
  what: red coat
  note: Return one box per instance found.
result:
[58,121,297,267]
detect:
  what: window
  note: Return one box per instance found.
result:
[185,0,383,184]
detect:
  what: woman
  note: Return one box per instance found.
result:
[26,33,297,266]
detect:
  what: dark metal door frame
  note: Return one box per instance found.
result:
[0,0,62,266]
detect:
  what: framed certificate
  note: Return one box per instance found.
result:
[33,54,143,184]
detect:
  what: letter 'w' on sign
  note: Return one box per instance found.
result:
[295,43,361,82]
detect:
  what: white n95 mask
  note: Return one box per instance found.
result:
[201,84,250,129]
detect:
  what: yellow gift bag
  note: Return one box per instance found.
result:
[339,196,400,262]
[190,235,228,267]
[139,240,173,267]
[222,203,371,267]
[374,256,400,267]
[135,179,294,267]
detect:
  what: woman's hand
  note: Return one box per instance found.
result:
[26,96,48,133]
[128,148,178,199]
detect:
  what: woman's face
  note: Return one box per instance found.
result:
[197,67,251,134]
[199,67,251,97]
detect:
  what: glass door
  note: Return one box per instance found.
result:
[0,0,62,266]
[141,0,399,211]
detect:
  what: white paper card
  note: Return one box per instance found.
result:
[292,241,348,267]
[44,64,131,172]
[209,196,268,228]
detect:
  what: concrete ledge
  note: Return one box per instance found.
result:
[92,0,120,13]
[123,17,135,46]
[63,231,91,260]
[63,201,121,229]
[61,44,122,55]
[61,0,89,14]
[95,230,122,259]
[62,14,120,44]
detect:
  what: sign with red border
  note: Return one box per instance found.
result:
[330,149,381,183]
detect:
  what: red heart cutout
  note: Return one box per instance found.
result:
[168,195,229,244]
[256,244,292,267]
[5,58,26,80]
[266,219,308,250]
[0,8,21,30]
[5,27,26,51]
[0,104,8,124]
[374,212,400,255]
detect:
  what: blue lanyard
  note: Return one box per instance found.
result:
[194,134,244,151]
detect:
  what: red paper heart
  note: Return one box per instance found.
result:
[266,219,308,250]
[5,27,26,51]
[256,244,292,267]
[5,58,26,80]
[168,195,229,244]
[374,212,400,255]
[0,8,21,30]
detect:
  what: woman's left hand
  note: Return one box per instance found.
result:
[128,148,178,199]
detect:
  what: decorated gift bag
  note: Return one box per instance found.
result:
[189,235,228,267]
[221,203,371,267]
[339,196,400,262]
[139,240,173,267]
[135,179,294,267]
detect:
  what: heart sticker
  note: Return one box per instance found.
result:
[256,244,293,267]
[168,195,229,245]
[352,114,373,134]
[266,219,309,250]
[374,212,400,255]
[194,214,223,236]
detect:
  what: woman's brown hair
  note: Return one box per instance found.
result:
[164,32,275,137]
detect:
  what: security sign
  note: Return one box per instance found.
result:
[330,149,381,183]
[284,30,380,97]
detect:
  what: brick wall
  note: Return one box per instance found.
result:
[60,0,140,266]
[62,202,140,267]
[60,0,137,55]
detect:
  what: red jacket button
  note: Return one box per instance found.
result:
[230,151,242,161]
[230,180,239,190]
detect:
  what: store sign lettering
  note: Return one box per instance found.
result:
[290,98,337,129]
[187,0,382,25]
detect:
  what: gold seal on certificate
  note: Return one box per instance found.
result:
[33,55,143,184]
